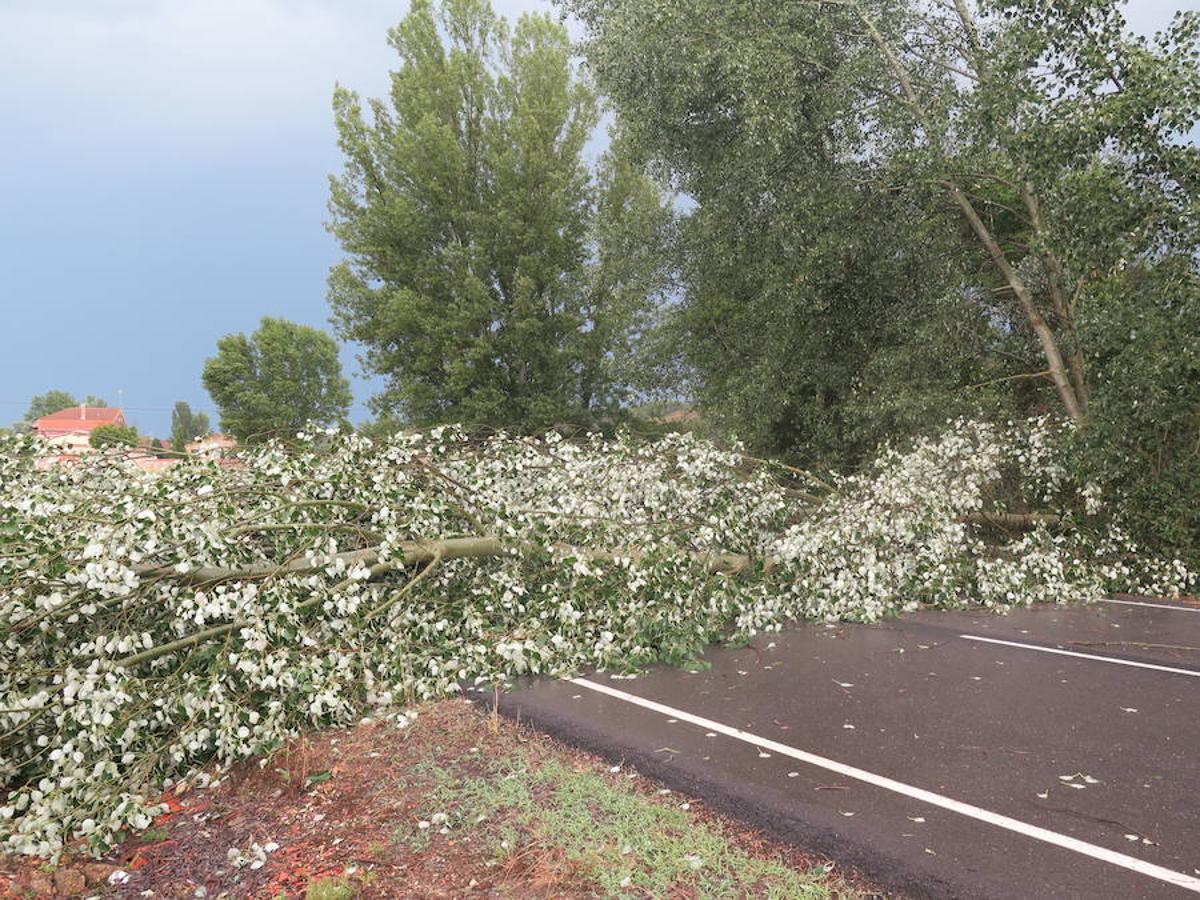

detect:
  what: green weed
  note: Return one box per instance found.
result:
[412,751,841,898]
[304,875,357,900]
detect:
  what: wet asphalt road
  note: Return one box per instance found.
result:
[484,598,1200,899]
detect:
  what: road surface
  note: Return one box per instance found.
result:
[483,597,1200,898]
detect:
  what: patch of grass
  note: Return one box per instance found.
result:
[397,756,536,853]
[414,751,843,898]
[304,875,357,900]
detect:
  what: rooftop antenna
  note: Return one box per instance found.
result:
[117,389,124,410]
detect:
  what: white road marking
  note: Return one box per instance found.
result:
[567,676,1200,894]
[1102,598,1200,614]
[960,634,1200,678]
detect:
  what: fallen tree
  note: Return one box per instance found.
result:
[0,421,1192,856]
[140,536,758,586]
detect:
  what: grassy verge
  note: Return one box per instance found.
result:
[406,744,840,897]
[0,700,874,898]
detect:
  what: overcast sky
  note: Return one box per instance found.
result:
[0,0,1194,436]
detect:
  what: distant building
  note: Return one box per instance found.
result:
[185,433,237,457]
[658,408,700,425]
[127,455,179,473]
[31,414,239,473]
[34,405,127,453]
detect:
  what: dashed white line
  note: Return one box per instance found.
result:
[1102,598,1200,614]
[959,633,1200,678]
[568,676,1200,894]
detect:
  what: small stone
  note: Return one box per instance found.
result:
[53,868,88,895]
[26,874,54,896]
[84,864,117,885]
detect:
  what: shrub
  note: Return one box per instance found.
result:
[88,424,139,449]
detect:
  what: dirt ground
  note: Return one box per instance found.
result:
[0,698,881,899]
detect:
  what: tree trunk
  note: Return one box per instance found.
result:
[948,186,1087,423]
[855,2,1088,425]
[1020,187,1089,413]
[141,535,757,586]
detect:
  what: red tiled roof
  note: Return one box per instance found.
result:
[35,407,125,433]
[660,409,700,424]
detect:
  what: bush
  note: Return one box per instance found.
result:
[88,424,139,449]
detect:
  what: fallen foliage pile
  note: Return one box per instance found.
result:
[0,420,1192,856]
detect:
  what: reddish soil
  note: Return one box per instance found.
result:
[0,700,880,898]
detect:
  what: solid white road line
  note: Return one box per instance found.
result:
[1102,598,1200,613]
[567,676,1200,893]
[960,633,1200,678]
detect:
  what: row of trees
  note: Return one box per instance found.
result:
[323,0,1197,438]
[552,0,1200,561]
[559,0,1198,443]
[317,0,1197,563]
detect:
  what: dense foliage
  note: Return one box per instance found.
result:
[327,0,671,431]
[1071,266,1200,568]
[1,422,1193,857]
[87,425,139,450]
[560,0,1200,554]
[201,317,352,443]
[559,0,1010,464]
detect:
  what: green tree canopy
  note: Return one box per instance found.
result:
[170,402,211,452]
[89,424,138,450]
[558,0,1017,462]
[201,317,352,442]
[328,0,671,431]
[25,391,77,422]
[563,0,1200,555]
[564,0,1199,429]
[25,391,107,421]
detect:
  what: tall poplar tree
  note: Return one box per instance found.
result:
[327,0,670,430]
[170,402,210,451]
